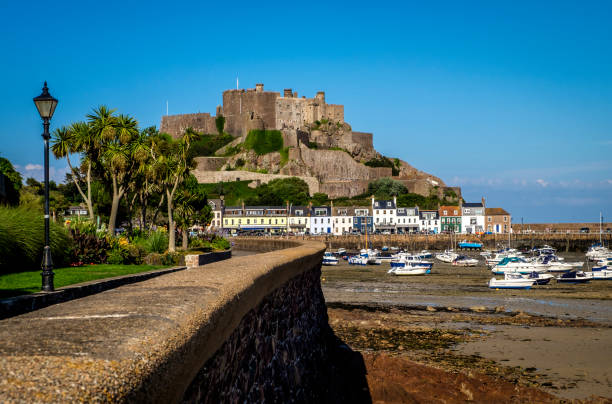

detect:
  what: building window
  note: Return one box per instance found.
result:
[383,210,386,214]
[504,216,508,222]
[443,210,447,215]
[488,217,492,222]
[247,219,250,224]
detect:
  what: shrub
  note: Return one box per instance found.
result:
[243,130,283,155]
[146,230,168,254]
[0,206,72,274]
[235,158,246,167]
[106,249,125,265]
[69,228,111,266]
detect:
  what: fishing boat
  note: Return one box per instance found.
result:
[489,273,535,289]
[522,271,554,285]
[452,255,479,267]
[322,252,339,266]
[336,248,346,255]
[491,257,548,275]
[388,265,431,276]
[556,271,591,284]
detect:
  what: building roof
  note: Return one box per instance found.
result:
[486,208,510,216]
[290,206,309,215]
[463,202,483,208]
[373,199,396,209]
[396,207,418,216]
[311,206,332,215]
[332,206,357,216]
[439,206,461,216]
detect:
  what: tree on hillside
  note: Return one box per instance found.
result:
[367,177,408,198]
[0,157,22,206]
[247,177,310,206]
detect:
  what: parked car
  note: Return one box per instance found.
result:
[580,227,590,233]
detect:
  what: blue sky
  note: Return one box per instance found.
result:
[1,0,610,222]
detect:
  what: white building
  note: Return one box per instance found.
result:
[419,210,441,234]
[395,207,420,233]
[462,199,486,234]
[206,199,223,232]
[288,206,310,234]
[332,206,355,235]
[310,206,332,235]
[372,196,397,233]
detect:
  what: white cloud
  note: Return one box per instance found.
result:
[25,163,43,170]
[535,179,549,187]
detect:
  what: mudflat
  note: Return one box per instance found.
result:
[322,251,612,402]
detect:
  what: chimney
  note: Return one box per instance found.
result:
[371,195,375,207]
[316,91,325,103]
[481,197,486,207]
[255,83,264,93]
[393,195,397,207]
[284,88,293,98]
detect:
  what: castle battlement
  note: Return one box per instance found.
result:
[160,83,344,138]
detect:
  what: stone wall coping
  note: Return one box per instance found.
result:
[0,239,325,403]
[0,265,187,320]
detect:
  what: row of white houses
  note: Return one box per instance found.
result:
[206,196,509,234]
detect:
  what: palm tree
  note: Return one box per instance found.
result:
[51,124,95,220]
[87,106,140,235]
[151,129,198,251]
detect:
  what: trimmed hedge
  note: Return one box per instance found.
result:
[0,206,72,274]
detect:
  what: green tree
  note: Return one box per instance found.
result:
[367,177,408,198]
[87,107,141,234]
[51,123,95,219]
[0,157,23,206]
[311,192,329,205]
[173,175,212,249]
[215,114,225,135]
[151,128,198,251]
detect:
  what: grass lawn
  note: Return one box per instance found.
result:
[0,264,168,299]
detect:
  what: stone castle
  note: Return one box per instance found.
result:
[160,83,458,199]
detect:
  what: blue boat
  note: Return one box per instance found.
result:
[458,240,483,250]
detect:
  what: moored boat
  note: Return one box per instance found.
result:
[491,257,548,275]
[556,271,590,284]
[452,255,479,267]
[458,240,483,250]
[388,265,431,276]
[489,273,535,289]
[322,252,339,266]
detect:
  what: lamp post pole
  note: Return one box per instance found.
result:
[33,82,58,292]
[41,116,53,291]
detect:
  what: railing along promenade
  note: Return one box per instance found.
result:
[263,232,612,252]
[0,238,371,403]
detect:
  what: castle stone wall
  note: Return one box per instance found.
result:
[351,132,374,150]
[192,169,320,195]
[223,89,279,137]
[160,113,217,139]
[194,157,228,171]
[320,180,371,198]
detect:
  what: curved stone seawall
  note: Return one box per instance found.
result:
[0,239,367,403]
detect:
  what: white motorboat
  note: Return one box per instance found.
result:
[348,255,368,266]
[322,252,339,266]
[415,250,433,259]
[491,257,548,275]
[489,273,535,289]
[388,265,431,276]
[452,255,479,267]
[588,266,612,280]
[435,250,458,263]
[391,253,433,270]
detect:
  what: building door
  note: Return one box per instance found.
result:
[496,224,500,233]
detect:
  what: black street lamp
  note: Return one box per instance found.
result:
[33,82,58,292]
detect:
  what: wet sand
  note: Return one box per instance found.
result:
[322,251,612,401]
